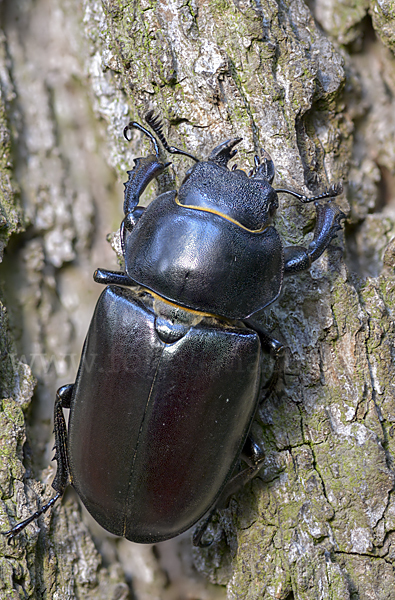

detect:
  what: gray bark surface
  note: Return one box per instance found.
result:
[0,0,395,598]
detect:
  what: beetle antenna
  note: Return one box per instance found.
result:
[275,182,343,204]
[145,111,199,162]
[124,121,161,157]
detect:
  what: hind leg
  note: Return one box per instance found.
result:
[3,384,73,541]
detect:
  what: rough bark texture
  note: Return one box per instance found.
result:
[0,0,395,598]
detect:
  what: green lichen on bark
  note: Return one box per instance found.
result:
[370,0,395,54]
[0,34,23,260]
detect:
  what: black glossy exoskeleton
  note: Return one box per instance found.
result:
[4,113,345,546]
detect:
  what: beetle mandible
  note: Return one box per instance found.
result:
[4,112,345,546]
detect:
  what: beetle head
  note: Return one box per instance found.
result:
[178,139,278,231]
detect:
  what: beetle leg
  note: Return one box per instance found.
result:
[2,385,73,541]
[93,268,138,287]
[275,181,343,204]
[123,155,170,216]
[230,437,266,491]
[284,201,346,274]
[51,384,73,494]
[192,437,266,547]
[193,511,216,547]
[243,318,285,401]
[243,318,284,358]
[2,493,62,542]
[122,206,145,233]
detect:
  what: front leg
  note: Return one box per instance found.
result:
[123,156,167,216]
[284,201,346,274]
[122,121,171,253]
[123,119,173,218]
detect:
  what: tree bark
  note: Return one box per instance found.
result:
[1,0,395,598]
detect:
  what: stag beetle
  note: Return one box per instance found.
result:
[4,112,344,546]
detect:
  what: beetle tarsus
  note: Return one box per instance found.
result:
[3,492,62,542]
